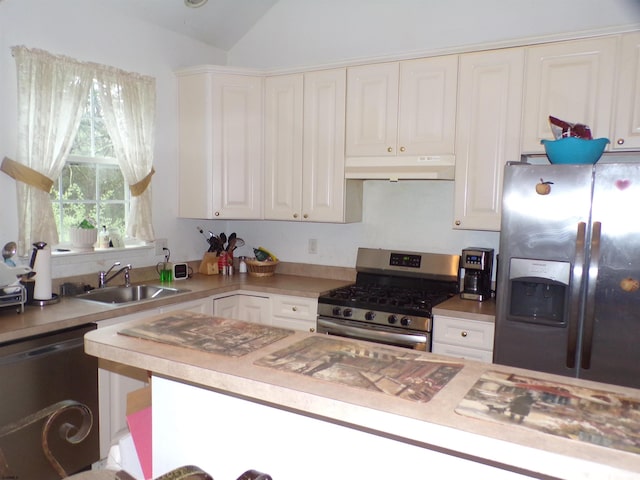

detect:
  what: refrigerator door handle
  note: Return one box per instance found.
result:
[566,221,587,369]
[581,221,601,370]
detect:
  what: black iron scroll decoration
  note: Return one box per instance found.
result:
[0,399,93,479]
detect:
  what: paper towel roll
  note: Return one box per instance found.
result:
[33,245,52,300]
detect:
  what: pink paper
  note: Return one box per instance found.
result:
[127,406,152,479]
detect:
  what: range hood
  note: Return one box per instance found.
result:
[344,154,455,180]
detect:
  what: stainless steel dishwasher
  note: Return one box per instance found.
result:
[0,323,99,479]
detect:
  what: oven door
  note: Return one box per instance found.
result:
[317,316,430,351]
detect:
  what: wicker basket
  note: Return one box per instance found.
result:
[245,259,279,277]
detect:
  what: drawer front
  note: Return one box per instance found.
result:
[433,315,494,350]
[271,294,318,321]
[431,342,493,363]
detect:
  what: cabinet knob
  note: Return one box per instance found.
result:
[309,328,316,333]
[293,213,298,219]
[292,306,297,312]
[303,214,308,219]
[460,331,468,338]
[617,138,625,145]
[400,146,406,152]
[387,147,393,153]
[455,220,461,226]
[215,211,220,217]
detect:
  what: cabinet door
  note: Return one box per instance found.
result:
[264,74,304,220]
[237,295,270,325]
[302,68,348,222]
[522,37,617,152]
[177,71,263,220]
[398,56,457,155]
[160,297,213,316]
[177,72,214,219]
[454,48,524,231]
[612,32,640,150]
[346,62,399,156]
[213,295,239,319]
[212,74,263,218]
[432,315,494,363]
[431,342,493,363]
[214,294,270,324]
[271,294,318,332]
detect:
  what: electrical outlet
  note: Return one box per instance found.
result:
[308,238,318,254]
[155,238,168,255]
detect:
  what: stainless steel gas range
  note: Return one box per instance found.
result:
[317,248,459,350]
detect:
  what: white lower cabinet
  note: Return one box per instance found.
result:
[270,294,317,332]
[96,297,213,459]
[213,293,317,332]
[97,311,152,459]
[432,315,494,363]
[213,294,270,325]
[159,297,214,316]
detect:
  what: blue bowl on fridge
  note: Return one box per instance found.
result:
[541,137,610,165]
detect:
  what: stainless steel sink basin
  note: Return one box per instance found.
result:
[75,285,190,305]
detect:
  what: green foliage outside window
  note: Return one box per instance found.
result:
[51,81,129,243]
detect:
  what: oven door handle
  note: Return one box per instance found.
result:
[317,318,428,350]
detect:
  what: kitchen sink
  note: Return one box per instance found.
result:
[75,285,190,305]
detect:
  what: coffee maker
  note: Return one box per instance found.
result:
[460,247,494,301]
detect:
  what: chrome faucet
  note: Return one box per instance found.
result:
[98,262,132,288]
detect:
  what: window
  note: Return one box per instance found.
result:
[50,81,129,243]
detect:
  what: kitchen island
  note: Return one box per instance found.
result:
[84,310,640,480]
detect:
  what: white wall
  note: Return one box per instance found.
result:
[228,0,640,70]
[1,0,639,276]
[0,0,225,274]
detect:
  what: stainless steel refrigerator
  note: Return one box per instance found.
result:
[494,160,640,389]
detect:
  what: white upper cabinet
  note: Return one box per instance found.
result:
[612,32,640,150]
[454,48,525,231]
[177,68,263,219]
[398,57,458,155]
[264,74,304,220]
[345,56,457,179]
[264,68,362,223]
[346,62,399,156]
[521,37,618,152]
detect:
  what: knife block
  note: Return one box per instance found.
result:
[199,252,219,275]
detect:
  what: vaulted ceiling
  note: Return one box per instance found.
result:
[106,0,279,51]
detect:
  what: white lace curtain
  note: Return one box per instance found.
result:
[97,69,156,242]
[11,46,93,255]
[6,46,156,255]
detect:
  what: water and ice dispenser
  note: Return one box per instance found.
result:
[506,258,571,326]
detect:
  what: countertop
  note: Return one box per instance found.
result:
[85,310,640,479]
[433,295,496,322]
[0,273,352,344]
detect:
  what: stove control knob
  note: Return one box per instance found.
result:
[387,314,398,324]
[343,308,353,318]
[401,316,411,327]
[332,307,342,316]
[365,311,376,321]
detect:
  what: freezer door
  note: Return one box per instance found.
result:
[494,163,593,376]
[580,162,640,388]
